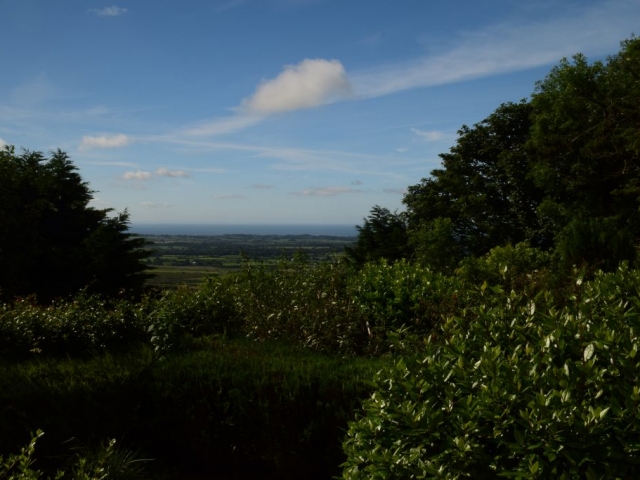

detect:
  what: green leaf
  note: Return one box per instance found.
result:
[514,429,525,446]
[584,344,595,362]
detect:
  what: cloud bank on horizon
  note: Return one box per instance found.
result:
[1,0,638,225]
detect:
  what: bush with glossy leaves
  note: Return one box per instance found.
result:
[343,264,640,479]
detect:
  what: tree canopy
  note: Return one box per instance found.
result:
[0,147,151,301]
[529,36,640,269]
[403,100,548,259]
[352,36,640,272]
[345,206,409,266]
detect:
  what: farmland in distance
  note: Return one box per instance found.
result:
[143,234,356,288]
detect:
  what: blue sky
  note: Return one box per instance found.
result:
[2,0,638,226]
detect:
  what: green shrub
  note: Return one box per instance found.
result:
[347,260,467,353]
[147,279,240,355]
[0,430,58,480]
[220,255,367,354]
[0,296,150,360]
[343,265,640,478]
[456,242,556,293]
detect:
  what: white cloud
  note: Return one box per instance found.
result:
[80,134,131,150]
[93,6,128,16]
[242,59,352,114]
[396,147,409,153]
[291,186,362,197]
[122,170,152,181]
[411,128,444,142]
[0,138,6,148]
[156,167,192,178]
[350,0,640,98]
[182,59,350,137]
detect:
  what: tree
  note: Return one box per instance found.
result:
[403,101,549,262]
[0,146,151,301]
[354,37,640,271]
[529,36,640,269]
[345,206,409,267]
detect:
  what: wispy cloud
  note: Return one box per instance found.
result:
[93,6,128,16]
[185,166,228,173]
[383,188,406,195]
[11,74,57,106]
[178,2,638,142]
[351,180,363,185]
[291,186,363,196]
[83,160,138,168]
[396,147,409,153]
[157,137,411,179]
[80,134,131,150]
[357,32,386,48]
[139,201,171,208]
[156,167,192,178]
[211,194,247,199]
[215,0,249,12]
[182,113,264,136]
[122,170,152,181]
[251,183,274,189]
[350,0,640,98]
[411,128,444,142]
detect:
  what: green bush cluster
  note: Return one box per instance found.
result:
[3,254,640,478]
[0,296,150,359]
[0,247,571,361]
[147,280,239,355]
[347,260,467,353]
[342,264,640,478]
[222,255,360,352]
[146,254,469,357]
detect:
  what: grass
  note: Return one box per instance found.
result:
[0,338,388,479]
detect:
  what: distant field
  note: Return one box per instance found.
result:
[142,233,356,288]
[145,266,228,287]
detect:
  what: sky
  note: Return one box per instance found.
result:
[1,0,639,227]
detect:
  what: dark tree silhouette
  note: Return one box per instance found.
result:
[345,205,409,267]
[0,146,151,301]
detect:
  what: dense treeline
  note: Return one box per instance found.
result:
[2,37,640,479]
